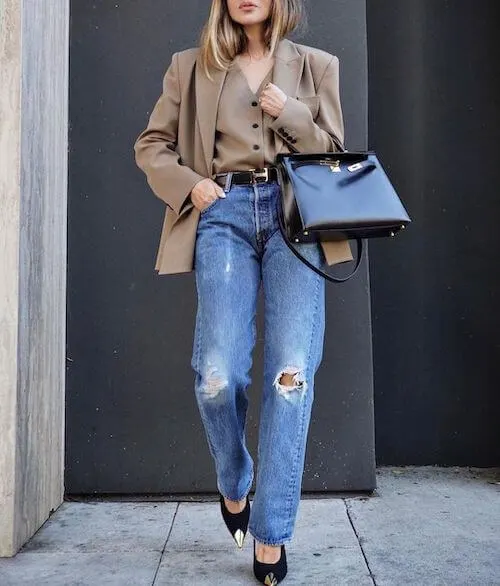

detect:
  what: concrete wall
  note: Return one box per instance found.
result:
[0,0,22,558]
[0,0,69,557]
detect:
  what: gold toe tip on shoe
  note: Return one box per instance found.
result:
[234,528,245,548]
[264,573,278,586]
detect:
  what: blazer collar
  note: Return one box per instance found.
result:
[195,37,305,176]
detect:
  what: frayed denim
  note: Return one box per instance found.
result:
[191,179,326,545]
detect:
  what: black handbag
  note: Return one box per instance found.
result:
[275,150,412,283]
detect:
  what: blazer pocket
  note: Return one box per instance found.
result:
[296,95,320,119]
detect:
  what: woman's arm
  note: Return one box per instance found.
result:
[269,55,345,153]
[134,52,205,216]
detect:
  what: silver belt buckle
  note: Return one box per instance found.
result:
[251,167,269,183]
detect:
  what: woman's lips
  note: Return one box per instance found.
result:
[239,3,257,10]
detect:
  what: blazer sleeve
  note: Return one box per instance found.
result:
[269,55,345,152]
[134,52,205,216]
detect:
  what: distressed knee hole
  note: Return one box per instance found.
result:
[273,366,307,400]
[199,364,228,400]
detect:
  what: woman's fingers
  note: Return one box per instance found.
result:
[191,179,227,211]
[259,82,287,117]
[212,180,226,199]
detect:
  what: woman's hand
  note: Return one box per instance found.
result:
[258,82,288,118]
[190,178,226,212]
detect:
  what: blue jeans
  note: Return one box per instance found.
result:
[190,179,326,546]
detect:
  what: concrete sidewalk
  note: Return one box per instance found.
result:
[0,467,498,585]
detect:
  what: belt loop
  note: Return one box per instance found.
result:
[223,171,233,193]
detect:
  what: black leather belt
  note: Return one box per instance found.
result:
[214,166,278,192]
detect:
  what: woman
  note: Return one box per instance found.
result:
[134,1,351,583]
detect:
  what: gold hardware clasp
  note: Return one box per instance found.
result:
[250,168,269,182]
[320,159,341,173]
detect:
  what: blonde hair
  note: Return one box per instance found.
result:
[199,0,305,80]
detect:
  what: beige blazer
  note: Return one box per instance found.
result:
[134,37,353,275]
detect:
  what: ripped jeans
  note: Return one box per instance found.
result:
[190,179,326,546]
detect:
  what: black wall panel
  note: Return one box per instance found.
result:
[367,0,500,465]
[66,0,374,493]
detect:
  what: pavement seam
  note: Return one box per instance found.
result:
[151,501,180,585]
[343,498,377,586]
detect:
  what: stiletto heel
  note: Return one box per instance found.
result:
[253,538,287,585]
[219,492,250,548]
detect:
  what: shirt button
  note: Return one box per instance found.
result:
[251,101,258,107]
[252,123,259,128]
[253,145,260,150]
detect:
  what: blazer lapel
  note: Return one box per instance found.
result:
[195,59,228,177]
[271,38,305,153]
[194,38,304,175]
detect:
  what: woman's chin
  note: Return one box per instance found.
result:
[234,15,267,26]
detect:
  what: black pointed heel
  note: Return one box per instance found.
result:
[219,492,250,548]
[253,538,287,585]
